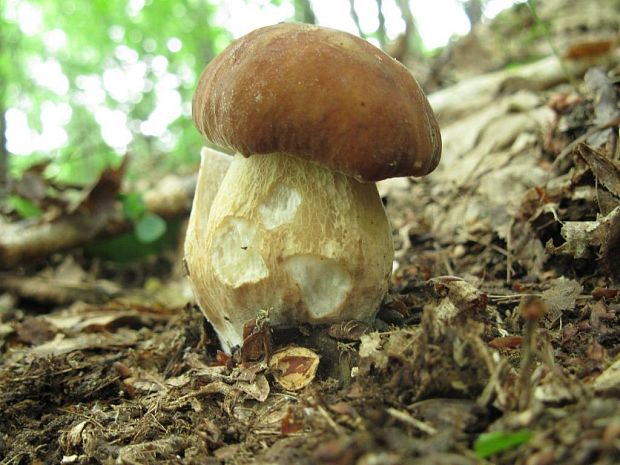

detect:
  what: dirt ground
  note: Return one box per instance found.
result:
[1,1,620,464]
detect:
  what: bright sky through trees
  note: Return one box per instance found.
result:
[3,0,517,172]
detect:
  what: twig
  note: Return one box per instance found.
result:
[386,407,438,435]
[317,405,345,435]
[375,0,386,48]
[348,0,365,38]
[0,453,27,465]
[59,409,106,430]
[506,219,514,284]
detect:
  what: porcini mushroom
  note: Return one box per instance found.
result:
[185,23,441,352]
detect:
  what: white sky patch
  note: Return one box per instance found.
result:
[27,57,69,95]
[151,55,169,75]
[94,107,133,153]
[177,63,195,87]
[43,29,67,54]
[409,0,470,49]
[109,25,125,42]
[486,0,524,19]
[139,74,182,138]
[356,0,380,35]
[7,0,43,36]
[115,45,140,64]
[6,108,34,155]
[41,101,73,126]
[139,91,182,137]
[127,0,146,17]
[6,103,70,155]
[214,0,295,38]
[75,74,106,110]
[380,1,407,40]
[308,1,359,35]
[102,61,147,104]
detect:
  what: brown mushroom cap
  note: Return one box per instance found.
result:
[193,23,441,182]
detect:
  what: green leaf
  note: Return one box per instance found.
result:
[135,213,167,243]
[121,192,146,221]
[474,429,532,459]
[8,196,43,219]
[85,217,181,261]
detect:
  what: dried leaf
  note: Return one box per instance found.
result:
[45,301,173,333]
[547,206,620,267]
[29,331,138,356]
[269,346,319,391]
[593,357,620,395]
[15,317,58,345]
[541,277,583,316]
[592,287,619,300]
[235,373,270,402]
[241,317,273,364]
[576,144,620,198]
[359,333,388,370]
[488,336,523,349]
[281,406,304,435]
[565,39,615,59]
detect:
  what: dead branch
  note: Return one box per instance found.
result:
[0,148,231,268]
[0,174,196,269]
[348,0,365,39]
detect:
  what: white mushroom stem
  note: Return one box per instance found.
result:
[189,147,233,222]
[184,152,394,352]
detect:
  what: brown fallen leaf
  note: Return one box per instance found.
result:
[546,206,620,273]
[280,406,304,435]
[269,346,320,391]
[15,317,58,345]
[565,38,616,59]
[488,335,523,350]
[241,317,273,364]
[576,144,620,199]
[592,287,619,300]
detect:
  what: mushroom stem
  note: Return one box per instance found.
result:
[184,152,394,351]
[188,147,232,225]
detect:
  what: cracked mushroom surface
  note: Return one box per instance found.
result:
[185,23,441,352]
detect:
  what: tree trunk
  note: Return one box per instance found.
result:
[348,0,365,38]
[0,107,7,199]
[376,0,387,48]
[0,26,7,199]
[461,0,483,28]
[293,0,316,24]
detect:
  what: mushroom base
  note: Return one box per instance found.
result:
[184,152,394,352]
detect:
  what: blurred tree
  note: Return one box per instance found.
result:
[348,0,365,39]
[458,0,485,28]
[387,0,424,61]
[2,0,228,186]
[293,0,316,24]
[3,0,438,193]
[375,0,387,48]
[0,12,10,196]
[348,0,422,56]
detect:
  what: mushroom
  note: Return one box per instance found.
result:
[185,23,441,352]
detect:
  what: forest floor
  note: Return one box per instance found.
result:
[1,1,620,464]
